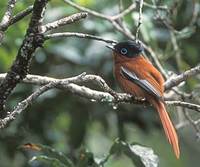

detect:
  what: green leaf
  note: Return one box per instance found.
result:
[21,143,73,167]
[30,155,68,167]
[37,144,74,167]
[109,139,159,167]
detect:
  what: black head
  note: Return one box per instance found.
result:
[113,40,143,58]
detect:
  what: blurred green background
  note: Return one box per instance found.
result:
[0,0,200,166]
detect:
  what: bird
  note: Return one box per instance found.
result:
[107,40,180,159]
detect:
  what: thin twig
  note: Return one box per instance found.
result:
[189,1,199,26]
[183,110,200,139]
[8,5,33,26]
[0,83,56,129]
[41,12,88,33]
[166,101,200,113]
[64,0,136,21]
[0,5,33,44]
[140,1,168,10]
[64,0,109,20]
[165,64,200,90]
[0,0,17,43]
[44,32,117,44]
[116,0,129,32]
[112,3,136,20]
[0,0,17,30]
[118,0,124,25]
[143,44,168,78]
[135,0,144,41]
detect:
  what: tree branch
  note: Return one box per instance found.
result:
[1,70,200,128]
[112,3,136,20]
[0,0,17,43]
[136,0,168,10]
[183,110,200,138]
[41,12,88,33]
[166,101,200,113]
[0,0,17,30]
[0,0,49,118]
[0,5,33,44]
[135,0,144,41]
[8,5,33,26]
[0,60,197,92]
[0,72,88,129]
[44,32,117,44]
[165,64,200,90]
[0,83,56,129]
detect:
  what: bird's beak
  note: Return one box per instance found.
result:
[106,45,115,51]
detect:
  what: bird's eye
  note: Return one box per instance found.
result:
[120,48,128,55]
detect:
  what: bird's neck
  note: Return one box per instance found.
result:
[114,54,144,64]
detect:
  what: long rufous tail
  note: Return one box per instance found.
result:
[152,100,180,159]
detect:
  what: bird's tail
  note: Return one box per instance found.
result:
[152,100,180,159]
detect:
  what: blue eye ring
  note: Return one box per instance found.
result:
[120,48,128,55]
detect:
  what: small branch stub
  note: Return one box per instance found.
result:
[135,0,144,41]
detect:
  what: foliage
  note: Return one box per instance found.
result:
[21,140,159,167]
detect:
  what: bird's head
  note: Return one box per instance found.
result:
[107,40,144,58]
